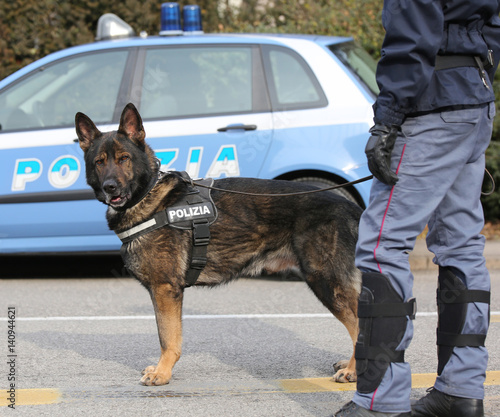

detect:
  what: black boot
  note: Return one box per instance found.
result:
[411,388,484,417]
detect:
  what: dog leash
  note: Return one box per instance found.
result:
[183,167,495,198]
[181,168,494,198]
[182,175,374,197]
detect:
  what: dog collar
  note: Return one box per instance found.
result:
[116,172,218,287]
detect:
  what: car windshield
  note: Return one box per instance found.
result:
[329,42,379,97]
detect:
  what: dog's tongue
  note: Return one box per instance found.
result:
[111,196,123,204]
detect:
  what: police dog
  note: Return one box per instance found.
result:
[75,103,362,386]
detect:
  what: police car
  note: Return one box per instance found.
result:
[0,3,377,254]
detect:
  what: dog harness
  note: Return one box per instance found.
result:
[116,171,218,287]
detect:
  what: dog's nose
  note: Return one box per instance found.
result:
[103,179,118,194]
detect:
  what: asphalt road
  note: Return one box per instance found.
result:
[1,265,499,416]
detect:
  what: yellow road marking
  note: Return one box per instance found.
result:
[484,370,500,385]
[0,388,61,406]
[280,371,500,393]
[280,377,356,393]
[3,372,500,404]
[491,315,500,323]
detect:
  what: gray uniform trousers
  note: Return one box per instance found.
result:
[353,102,495,413]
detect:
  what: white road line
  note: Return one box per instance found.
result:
[1,311,499,321]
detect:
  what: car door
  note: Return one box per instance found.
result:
[0,48,135,253]
[133,44,274,179]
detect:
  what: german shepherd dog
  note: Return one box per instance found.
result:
[75,103,362,386]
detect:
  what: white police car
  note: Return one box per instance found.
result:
[0,3,377,254]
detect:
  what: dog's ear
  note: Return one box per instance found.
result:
[118,103,146,147]
[75,112,101,152]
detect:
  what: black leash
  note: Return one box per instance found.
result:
[182,175,374,197]
[180,168,494,198]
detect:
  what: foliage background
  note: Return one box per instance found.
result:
[1,0,499,221]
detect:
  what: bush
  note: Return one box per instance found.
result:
[483,141,500,222]
[480,71,500,222]
[0,0,162,80]
[0,0,385,81]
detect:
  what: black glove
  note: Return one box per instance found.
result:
[365,124,399,186]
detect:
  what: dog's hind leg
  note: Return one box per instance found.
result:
[140,283,183,386]
[305,273,359,383]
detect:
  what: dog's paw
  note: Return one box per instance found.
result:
[141,366,156,375]
[140,366,171,386]
[332,360,356,383]
[333,368,357,383]
[333,360,348,373]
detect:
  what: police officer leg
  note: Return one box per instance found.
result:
[411,267,490,417]
[344,126,426,415]
[339,105,492,415]
[412,104,493,417]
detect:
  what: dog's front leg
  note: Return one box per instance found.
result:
[140,283,183,386]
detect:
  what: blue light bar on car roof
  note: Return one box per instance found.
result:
[160,2,203,36]
[182,5,203,34]
[160,2,183,35]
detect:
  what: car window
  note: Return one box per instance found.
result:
[329,42,379,97]
[263,46,327,111]
[139,46,253,119]
[0,50,129,132]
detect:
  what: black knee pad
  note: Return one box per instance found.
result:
[437,266,490,375]
[355,272,416,393]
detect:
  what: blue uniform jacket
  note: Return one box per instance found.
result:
[374,0,500,126]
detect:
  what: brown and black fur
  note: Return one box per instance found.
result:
[75,103,362,386]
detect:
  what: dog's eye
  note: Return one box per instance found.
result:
[119,155,130,163]
[95,159,104,166]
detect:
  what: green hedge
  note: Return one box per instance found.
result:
[1,0,498,221]
[0,0,163,79]
[484,141,500,222]
[483,72,500,222]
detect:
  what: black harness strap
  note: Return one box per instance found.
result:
[117,210,169,244]
[116,171,217,287]
[173,172,217,287]
[185,219,210,286]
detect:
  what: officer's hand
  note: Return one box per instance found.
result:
[365,124,399,186]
